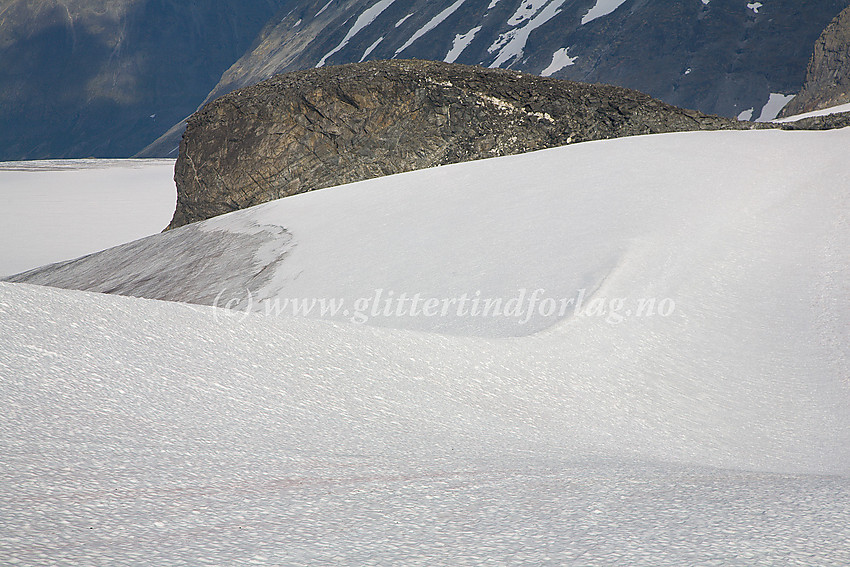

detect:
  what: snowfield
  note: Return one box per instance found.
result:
[2,128,850,564]
[0,159,176,277]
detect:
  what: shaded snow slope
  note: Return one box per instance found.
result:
[2,279,850,564]
[0,159,176,277]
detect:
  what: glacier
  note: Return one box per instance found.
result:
[2,127,850,565]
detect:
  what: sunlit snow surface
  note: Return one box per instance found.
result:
[0,159,176,277]
[3,129,850,564]
[3,282,850,565]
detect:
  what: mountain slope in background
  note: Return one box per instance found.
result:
[1,0,847,159]
[141,0,849,155]
[780,5,850,116]
[0,0,287,160]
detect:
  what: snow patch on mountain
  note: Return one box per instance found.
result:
[541,46,577,76]
[773,101,850,122]
[489,0,569,67]
[317,0,396,67]
[737,107,755,121]
[508,0,549,26]
[755,93,795,122]
[316,0,333,17]
[360,36,384,61]
[445,26,482,63]
[395,0,468,56]
[581,0,629,25]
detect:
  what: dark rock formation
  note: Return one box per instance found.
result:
[781,6,850,116]
[168,59,742,229]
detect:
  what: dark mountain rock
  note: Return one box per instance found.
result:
[780,6,850,116]
[141,0,850,157]
[0,0,287,160]
[168,59,742,229]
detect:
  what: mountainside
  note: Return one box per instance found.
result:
[167,59,738,228]
[0,0,287,160]
[140,0,849,155]
[1,0,847,159]
[780,6,850,116]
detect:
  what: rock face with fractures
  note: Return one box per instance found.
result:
[781,6,850,116]
[169,59,740,228]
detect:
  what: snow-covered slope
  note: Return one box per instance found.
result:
[13,129,850,338]
[2,274,849,564]
[3,128,850,563]
[0,159,176,277]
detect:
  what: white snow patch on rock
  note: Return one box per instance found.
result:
[508,0,549,26]
[489,0,568,67]
[317,0,396,67]
[316,0,333,17]
[395,0,467,56]
[581,0,629,25]
[360,36,384,61]
[541,47,577,76]
[444,26,482,63]
[737,107,754,121]
[755,93,795,122]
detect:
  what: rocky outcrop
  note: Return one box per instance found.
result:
[168,59,741,229]
[781,6,850,117]
[778,111,850,130]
